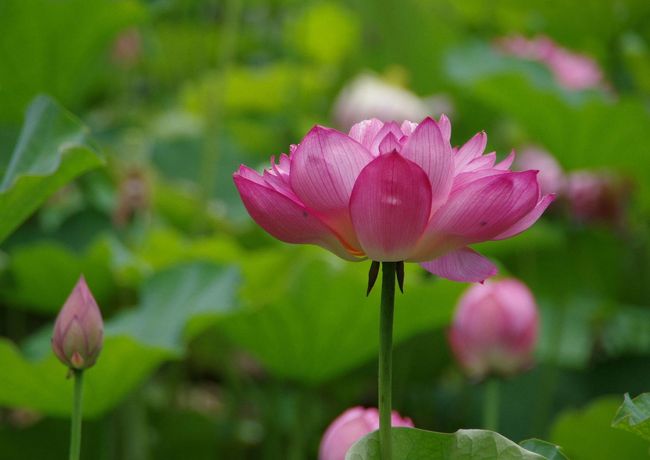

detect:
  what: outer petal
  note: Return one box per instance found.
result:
[493,194,556,240]
[349,118,384,150]
[451,169,506,192]
[349,152,432,261]
[495,150,516,170]
[429,171,540,242]
[234,175,360,260]
[420,247,497,282]
[463,152,496,172]
[290,126,373,244]
[401,117,454,211]
[455,131,487,171]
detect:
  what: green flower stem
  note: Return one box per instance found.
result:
[379,262,396,460]
[483,378,500,432]
[69,369,84,460]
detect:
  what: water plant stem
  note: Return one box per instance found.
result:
[69,369,84,460]
[379,261,396,460]
[483,378,500,432]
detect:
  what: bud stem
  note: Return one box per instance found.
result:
[69,369,84,460]
[379,262,396,460]
[483,378,500,432]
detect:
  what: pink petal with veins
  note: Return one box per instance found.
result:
[349,153,432,261]
[420,247,497,282]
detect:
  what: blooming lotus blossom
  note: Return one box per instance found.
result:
[319,406,413,460]
[515,147,565,195]
[449,279,539,379]
[234,116,554,282]
[497,35,604,91]
[52,276,104,370]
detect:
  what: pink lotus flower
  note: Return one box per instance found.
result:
[52,276,104,370]
[233,116,554,282]
[449,279,539,379]
[497,35,604,91]
[515,147,565,196]
[319,406,413,460]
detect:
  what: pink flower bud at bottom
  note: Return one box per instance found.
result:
[319,406,414,460]
[449,279,539,380]
[52,276,104,370]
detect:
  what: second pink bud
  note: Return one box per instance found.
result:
[449,279,539,380]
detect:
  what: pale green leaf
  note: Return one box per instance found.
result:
[0,96,104,244]
[612,393,650,442]
[346,428,546,459]
[519,439,569,460]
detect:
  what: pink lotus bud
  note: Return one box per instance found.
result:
[496,35,604,91]
[515,147,565,195]
[449,279,539,380]
[52,276,104,370]
[545,47,603,91]
[319,407,413,460]
[566,171,629,226]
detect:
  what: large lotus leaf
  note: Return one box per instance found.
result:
[219,247,465,384]
[550,396,649,459]
[346,428,546,459]
[0,262,239,417]
[0,96,104,245]
[3,239,113,313]
[0,0,143,122]
[612,393,650,442]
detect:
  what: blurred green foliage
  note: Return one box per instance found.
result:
[1,0,650,458]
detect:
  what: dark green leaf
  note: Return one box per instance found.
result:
[220,248,464,383]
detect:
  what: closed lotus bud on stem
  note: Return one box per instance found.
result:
[319,406,413,460]
[52,276,104,370]
[449,279,539,380]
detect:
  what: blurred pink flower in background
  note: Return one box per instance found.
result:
[449,279,539,380]
[319,407,413,460]
[497,35,604,90]
[515,147,565,195]
[332,74,453,130]
[111,27,142,68]
[566,171,630,226]
[52,276,104,370]
[234,116,554,282]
